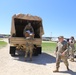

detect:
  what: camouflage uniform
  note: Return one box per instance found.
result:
[23,23,34,36]
[25,37,34,61]
[69,38,75,62]
[23,23,34,61]
[54,36,69,72]
[66,39,70,58]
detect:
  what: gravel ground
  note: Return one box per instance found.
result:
[0,39,76,75]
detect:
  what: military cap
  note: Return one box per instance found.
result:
[58,36,64,39]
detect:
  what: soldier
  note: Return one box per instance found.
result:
[53,36,69,72]
[23,23,34,37]
[25,37,34,61]
[23,23,34,61]
[69,36,75,62]
[66,39,70,58]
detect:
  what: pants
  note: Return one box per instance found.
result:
[69,47,75,60]
[56,53,69,69]
[25,39,34,60]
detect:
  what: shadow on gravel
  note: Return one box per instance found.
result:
[13,52,56,65]
[59,69,76,75]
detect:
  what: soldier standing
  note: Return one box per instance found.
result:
[23,23,34,61]
[53,36,69,72]
[69,36,75,62]
[66,39,70,58]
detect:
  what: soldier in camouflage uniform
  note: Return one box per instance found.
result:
[23,23,34,35]
[23,23,34,61]
[53,36,69,72]
[69,36,75,62]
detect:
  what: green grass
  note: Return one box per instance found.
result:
[42,41,76,53]
[0,41,7,48]
[42,41,57,53]
[0,38,3,40]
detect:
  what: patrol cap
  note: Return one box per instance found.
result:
[28,23,31,26]
[58,36,64,39]
[70,36,74,39]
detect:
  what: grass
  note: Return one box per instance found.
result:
[0,38,3,40]
[42,41,57,53]
[0,41,7,48]
[42,41,76,53]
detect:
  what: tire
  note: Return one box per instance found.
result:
[33,46,42,56]
[9,46,16,56]
[33,45,38,56]
[37,47,42,54]
[33,47,38,56]
[33,49,38,56]
[74,56,76,58]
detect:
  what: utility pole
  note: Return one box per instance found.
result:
[51,32,52,41]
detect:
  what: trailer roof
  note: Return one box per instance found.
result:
[13,14,42,21]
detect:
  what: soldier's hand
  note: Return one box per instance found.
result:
[54,51,56,55]
[62,52,65,56]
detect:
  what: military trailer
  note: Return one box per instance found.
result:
[9,13,44,56]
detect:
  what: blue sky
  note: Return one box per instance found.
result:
[0,0,76,38]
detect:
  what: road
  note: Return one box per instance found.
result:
[0,38,76,75]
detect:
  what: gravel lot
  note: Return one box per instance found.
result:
[0,39,76,75]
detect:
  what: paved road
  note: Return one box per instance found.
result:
[0,39,76,75]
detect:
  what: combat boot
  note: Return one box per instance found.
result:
[72,59,74,62]
[53,68,59,72]
[70,59,74,62]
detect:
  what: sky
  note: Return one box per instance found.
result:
[0,0,76,38]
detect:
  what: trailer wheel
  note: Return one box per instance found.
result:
[37,47,42,54]
[33,45,38,56]
[33,49,38,56]
[9,46,16,56]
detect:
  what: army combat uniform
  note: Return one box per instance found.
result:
[54,40,69,72]
[23,23,34,61]
[69,38,75,62]
[25,37,34,61]
[23,23,34,35]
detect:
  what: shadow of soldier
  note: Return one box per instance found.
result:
[59,69,76,75]
[13,52,56,65]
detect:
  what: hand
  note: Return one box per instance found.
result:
[62,52,65,56]
[54,51,57,55]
